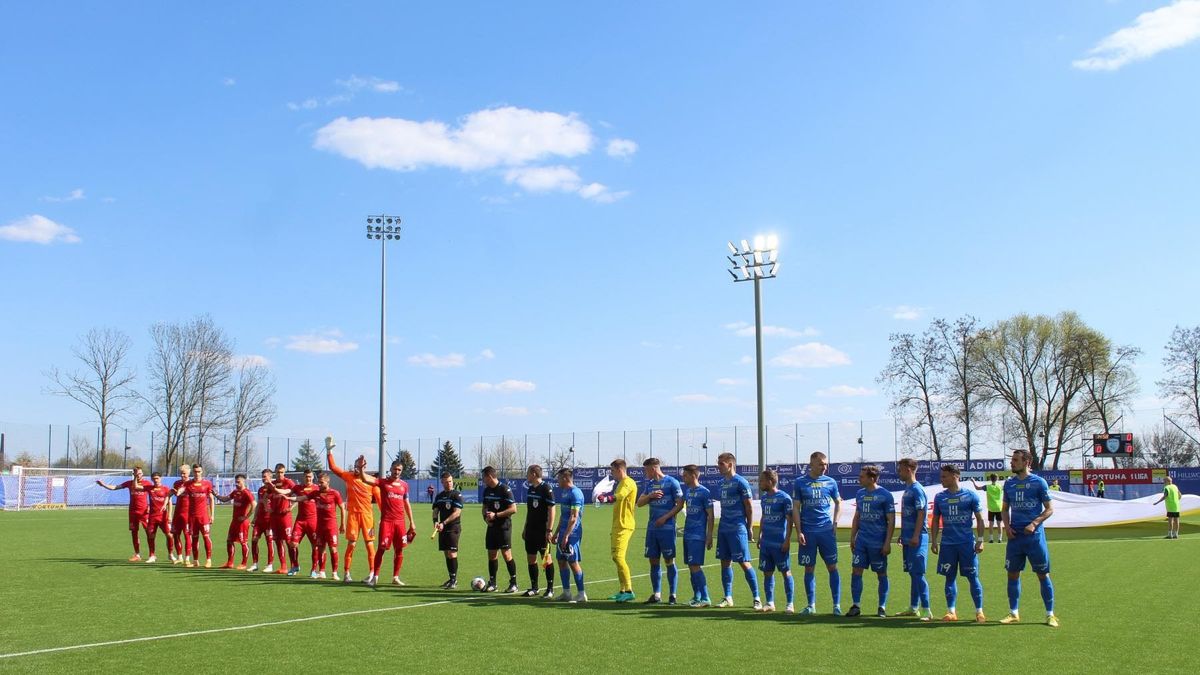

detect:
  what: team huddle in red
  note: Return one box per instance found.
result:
[97,452,414,585]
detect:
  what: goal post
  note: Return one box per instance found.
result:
[4,466,133,511]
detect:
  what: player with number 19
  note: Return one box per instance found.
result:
[930,464,985,623]
[756,469,795,613]
[847,465,894,618]
[680,465,714,607]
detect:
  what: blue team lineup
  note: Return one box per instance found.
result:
[442,447,1058,626]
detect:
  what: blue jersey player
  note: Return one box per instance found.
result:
[756,469,796,613]
[930,464,986,623]
[792,451,843,615]
[680,464,714,607]
[894,457,931,620]
[637,457,684,604]
[1000,449,1057,627]
[848,465,895,617]
[551,468,587,603]
[715,452,761,609]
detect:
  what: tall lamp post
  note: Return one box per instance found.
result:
[365,214,401,478]
[727,235,779,475]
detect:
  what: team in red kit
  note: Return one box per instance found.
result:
[102,440,411,586]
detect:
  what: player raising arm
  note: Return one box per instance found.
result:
[1000,449,1057,627]
[95,466,153,562]
[680,465,715,607]
[214,474,255,569]
[326,437,378,582]
[847,465,895,618]
[355,455,415,587]
[930,464,986,623]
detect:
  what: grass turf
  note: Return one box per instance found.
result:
[0,504,1196,673]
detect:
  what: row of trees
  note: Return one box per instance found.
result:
[44,315,277,472]
[880,314,1200,469]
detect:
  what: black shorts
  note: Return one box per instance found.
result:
[1167,512,1180,519]
[485,526,512,551]
[988,511,1002,523]
[438,528,460,552]
[523,527,549,555]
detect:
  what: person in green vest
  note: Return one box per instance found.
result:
[1049,479,1061,491]
[1096,479,1106,499]
[1153,476,1182,539]
[971,474,1005,544]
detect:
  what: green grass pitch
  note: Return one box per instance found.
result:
[0,505,1195,672]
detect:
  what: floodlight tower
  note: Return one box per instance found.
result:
[727,234,779,474]
[366,215,401,478]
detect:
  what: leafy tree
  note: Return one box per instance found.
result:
[429,440,465,478]
[292,439,322,472]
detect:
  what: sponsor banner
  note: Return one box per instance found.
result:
[1068,468,1168,485]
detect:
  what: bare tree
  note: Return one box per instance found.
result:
[879,330,946,460]
[46,328,137,460]
[483,437,524,479]
[542,444,574,475]
[933,316,988,460]
[228,362,275,474]
[187,317,234,467]
[1158,325,1200,437]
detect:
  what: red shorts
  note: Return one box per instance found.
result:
[271,514,293,541]
[252,518,273,540]
[378,520,409,550]
[316,525,339,548]
[290,519,318,544]
[128,511,148,530]
[188,517,211,536]
[171,513,187,535]
[227,520,250,543]
[146,515,170,535]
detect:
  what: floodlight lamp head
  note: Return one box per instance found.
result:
[754,235,766,251]
[727,241,738,255]
[728,268,740,281]
[741,239,751,253]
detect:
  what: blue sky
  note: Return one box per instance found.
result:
[2,2,1198,456]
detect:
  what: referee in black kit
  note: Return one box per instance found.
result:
[432,472,463,589]
[481,466,519,593]
[521,464,557,597]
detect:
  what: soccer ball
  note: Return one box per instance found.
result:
[471,577,486,591]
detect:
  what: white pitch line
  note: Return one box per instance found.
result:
[0,564,720,660]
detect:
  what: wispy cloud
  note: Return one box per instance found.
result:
[314,106,630,202]
[888,305,924,321]
[469,379,536,393]
[283,330,358,354]
[673,393,719,403]
[769,343,852,368]
[40,188,85,203]
[0,215,81,244]
[222,77,236,87]
[231,354,271,368]
[724,321,819,338]
[716,377,746,386]
[288,74,401,109]
[479,348,495,360]
[495,405,547,416]
[606,138,638,158]
[408,352,466,368]
[1073,0,1200,71]
[816,384,877,398]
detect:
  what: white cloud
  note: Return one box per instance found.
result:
[778,404,835,422]
[504,165,582,192]
[889,305,924,321]
[287,98,319,111]
[264,337,282,348]
[816,384,877,398]
[469,379,536,393]
[336,74,401,93]
[495,405,548,416]
[40,188,85,203]
[737,355,753,365]
[724,321,819,338]
[231,354,271,368]
[407,352,466,368]
[1074,0,1200,71]
[769,343,852,368]
[606,138,638,158]
[284,331,358,354]
[479,348,495,360]
[315,106,592,172]
[578,182,629,203]
[222,77,236,86]
[716,378,746,386]
[0,214,81,244]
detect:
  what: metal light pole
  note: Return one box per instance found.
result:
[727,235,779,474]
[365,214,401,478]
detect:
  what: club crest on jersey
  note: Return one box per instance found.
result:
[532,499,539,508]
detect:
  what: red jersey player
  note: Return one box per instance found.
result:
[249,469,276,572]
[355,455,415,587]
[169,463,192,564]
[215,474,256,569]
[145,472,174,563]
[295,471,346,581]
[268,463,297,574]
[96,467,153,562]
[174,464,215,568]
[287,470,322,577]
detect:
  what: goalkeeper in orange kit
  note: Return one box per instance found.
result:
[325,436,378,582]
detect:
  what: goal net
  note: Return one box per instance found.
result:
[2,466,133,511]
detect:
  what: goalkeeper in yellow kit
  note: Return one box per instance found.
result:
[609,458,638,602]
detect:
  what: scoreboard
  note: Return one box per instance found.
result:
[1092,432,1134,457]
